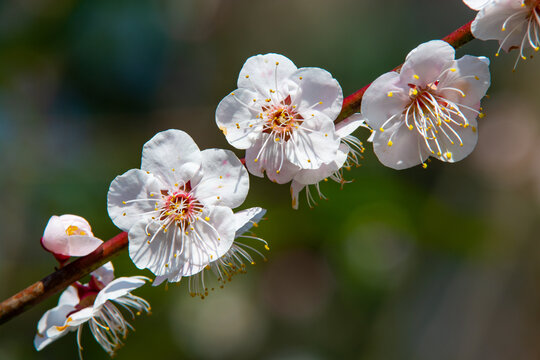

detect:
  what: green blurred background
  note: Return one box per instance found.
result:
[1,0,540,359]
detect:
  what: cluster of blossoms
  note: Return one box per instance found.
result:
[28,0,539,357]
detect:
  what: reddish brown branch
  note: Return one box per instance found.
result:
[335,21,473,123]
[0,232,128,325]
[0,21,475,327]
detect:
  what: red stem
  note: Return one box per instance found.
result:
[0,21,474,327]
[0,232,128,325]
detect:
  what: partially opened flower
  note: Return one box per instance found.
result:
[108,129,250,281]
[154,207,268,298]
[216,53,343,184]
[362,40,491,170]
[40,215,103,263]
[464,0,540,67]
[34,262,150,357]
[290,113,366,209]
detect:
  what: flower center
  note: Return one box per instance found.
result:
[65,225,86,236]
[159,182,203,229]
[261,95,304,142]
[400,81,471,158]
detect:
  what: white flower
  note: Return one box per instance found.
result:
[290,113,366,209]
[40,214,103,262]
[464,0,540,67]
[34,262,150,357]
[154,207,268,298]
[107,129,250,281]
[215,53,343,184]
[361,40,491,170]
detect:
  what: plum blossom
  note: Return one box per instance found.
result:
[40,214,103,263]
[34,262,150,357]
[361,40,491,170]
[107,129,250,282]
[153,207,268,298]
[215,53,343,184]
[290,113,366,209]
[464,0,540,67]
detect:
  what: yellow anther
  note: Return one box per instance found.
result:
[231,92,235,96]
[245,75,250,78]
[275,138,280,142]
[445,152,452,160]
[205,216,210,221]
[123,213,126,216]
[437,151,442,156]
[387,140,393,147]
[479,112,485,118]
[265,98,271,102]
[422,163,428,169]
[379,127,385,132]
[474,76,480,80]
[408,124,414,130]
[264,244,270,251]
[299,76,303,80]
[411,88,418,95]
[495,53,499,57]
[275,61,279,65]
[254,158,258,163]
[318,101,323,105]
[472,126,477,133]
[217,196,221,199]
[122,201,126,204]
[276,170,280,174]
[324,133,328,137]
[501,27,506,31]
[413,74,419,79]
[450,68,456,72]
[165,264,169,268]
[387,91,393,97]
[253,99,257,102]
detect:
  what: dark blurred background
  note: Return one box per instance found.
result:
[1,0,540,359]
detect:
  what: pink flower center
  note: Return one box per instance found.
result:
[261,95,304,142]
[159,182,203,228]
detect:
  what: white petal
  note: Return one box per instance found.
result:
[34,301,77,350]
[93,276,148,308]
[215,88,263,149]
[335,113,366,138]
[233,207,267,236]
[141,129,202,185]
[107,168,163,231]
[361,71,409,129]
[292,111,340,168]
[372,120,429,170]
[429,112,479,163]
[244,134,301,183]
[439,56,490,108]
[290,67,343,120]
[293,144,348,185]
[63,308,93,327]
[237,53,297,94]
[35,285,79,348]
[91,262,115,286]
[463,0,491,10]
[128,206,236,278]
[471,1,528,51]
[400,40,456,86]
[173,206,236,276]
[191,148,249,208]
